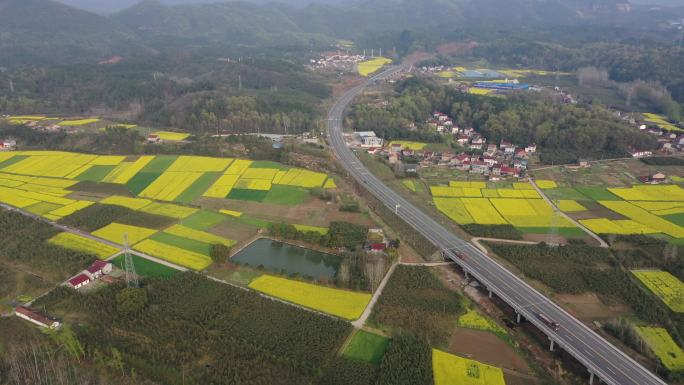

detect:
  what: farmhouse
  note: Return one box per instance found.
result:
[0,138,16,151]
[147,134,162,143]
[85,260,113,280]
[68,273,90,289]
[15,306,61,329]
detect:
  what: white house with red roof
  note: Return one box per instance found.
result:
[84,260,112,280]
[15,306,61,329]
[68,274,90,289]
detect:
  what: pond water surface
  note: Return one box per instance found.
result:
[231,238,342,278]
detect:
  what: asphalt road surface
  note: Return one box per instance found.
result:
[326,66,667,385]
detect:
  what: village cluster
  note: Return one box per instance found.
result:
[353,111,538,179]
[308,52,368,72]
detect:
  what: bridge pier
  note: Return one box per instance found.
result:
[516,312,521,323]
[589,371,594,385]
[464,270,469,279]
[549,339,555,352]
[488,289,493,299]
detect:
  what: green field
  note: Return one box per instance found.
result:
[126,156,178,195]
[228,188,269,202]
[150,232,213,256]
[0,155,28,169]
[263,185,309,205]
[175,172,220,203]
[543,188,589,201]
[25,201,61,215]
[343,330,390,365]
[574,186,620,201]
[75,165,116,182]
[250,161,285,169]
[111,254,178,278]
[181,210,228,230]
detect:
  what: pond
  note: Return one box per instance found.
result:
[231,238,342,279]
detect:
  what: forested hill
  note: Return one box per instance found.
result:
[113,0,330,47]
[0,0,149,67]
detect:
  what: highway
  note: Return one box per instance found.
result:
[326,66,667,385]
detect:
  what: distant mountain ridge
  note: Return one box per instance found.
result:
[0,0,149,67]
[1,0,678,67]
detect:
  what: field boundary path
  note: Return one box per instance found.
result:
[529,179,609,248]
[471,238,538,254]
[326,65,667,385]
[352,262,398,328]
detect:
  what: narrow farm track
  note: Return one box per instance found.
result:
[326,65,667,385]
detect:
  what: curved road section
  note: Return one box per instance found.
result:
[326,66,666,385]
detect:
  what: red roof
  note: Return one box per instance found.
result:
[69,274,90,286]
[370,243,386,250]
[86,260,109,274]
[16,306,55,326]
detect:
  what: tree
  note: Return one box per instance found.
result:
[116,287,148,316]
[211,244,232,263]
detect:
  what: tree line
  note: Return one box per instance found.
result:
[348,78,657,164]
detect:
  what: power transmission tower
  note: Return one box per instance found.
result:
[547,210,561,247]
[123,234,138,288]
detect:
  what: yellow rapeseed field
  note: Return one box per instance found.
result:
[555,200,586,212]
[579,218,657,235]
[450,181,487,189]
[635,327,684,371]
[89,156,126,166]
[48,232,119,259]
[58,118,100,126]
[224,159,253,175]
[293,224,329,235]
[491,198,573,228]
[357,57,392,77]
[323,178,337,189]
[102,156,155,184]
[139,172,203,201]
[219,209,243,217]
[235,179,272,191]
[92,223,157,245]
[434,198,473,224]
[432,349,506,385]
[598,200,684,238]
[151,131,190,141]
[496,189,540,199]
[48,201,94,217]
[164,225,236,247]
[138,202,198,219]
[166,156,233,173]
[2,153,97,178]
[633,270,684,312]
[241,168,280,180]
[134,239,212,270]
[388,141,426,150]
[608,185,684,201]
[431,186,483,198]
[248,275,371,320]
[203,174,240,198]
[461,198,507,225]
[535,180,557,189]
[288,170,328,188]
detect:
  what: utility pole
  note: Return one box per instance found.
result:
[8,79,14,93]
[238,75,242,91]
